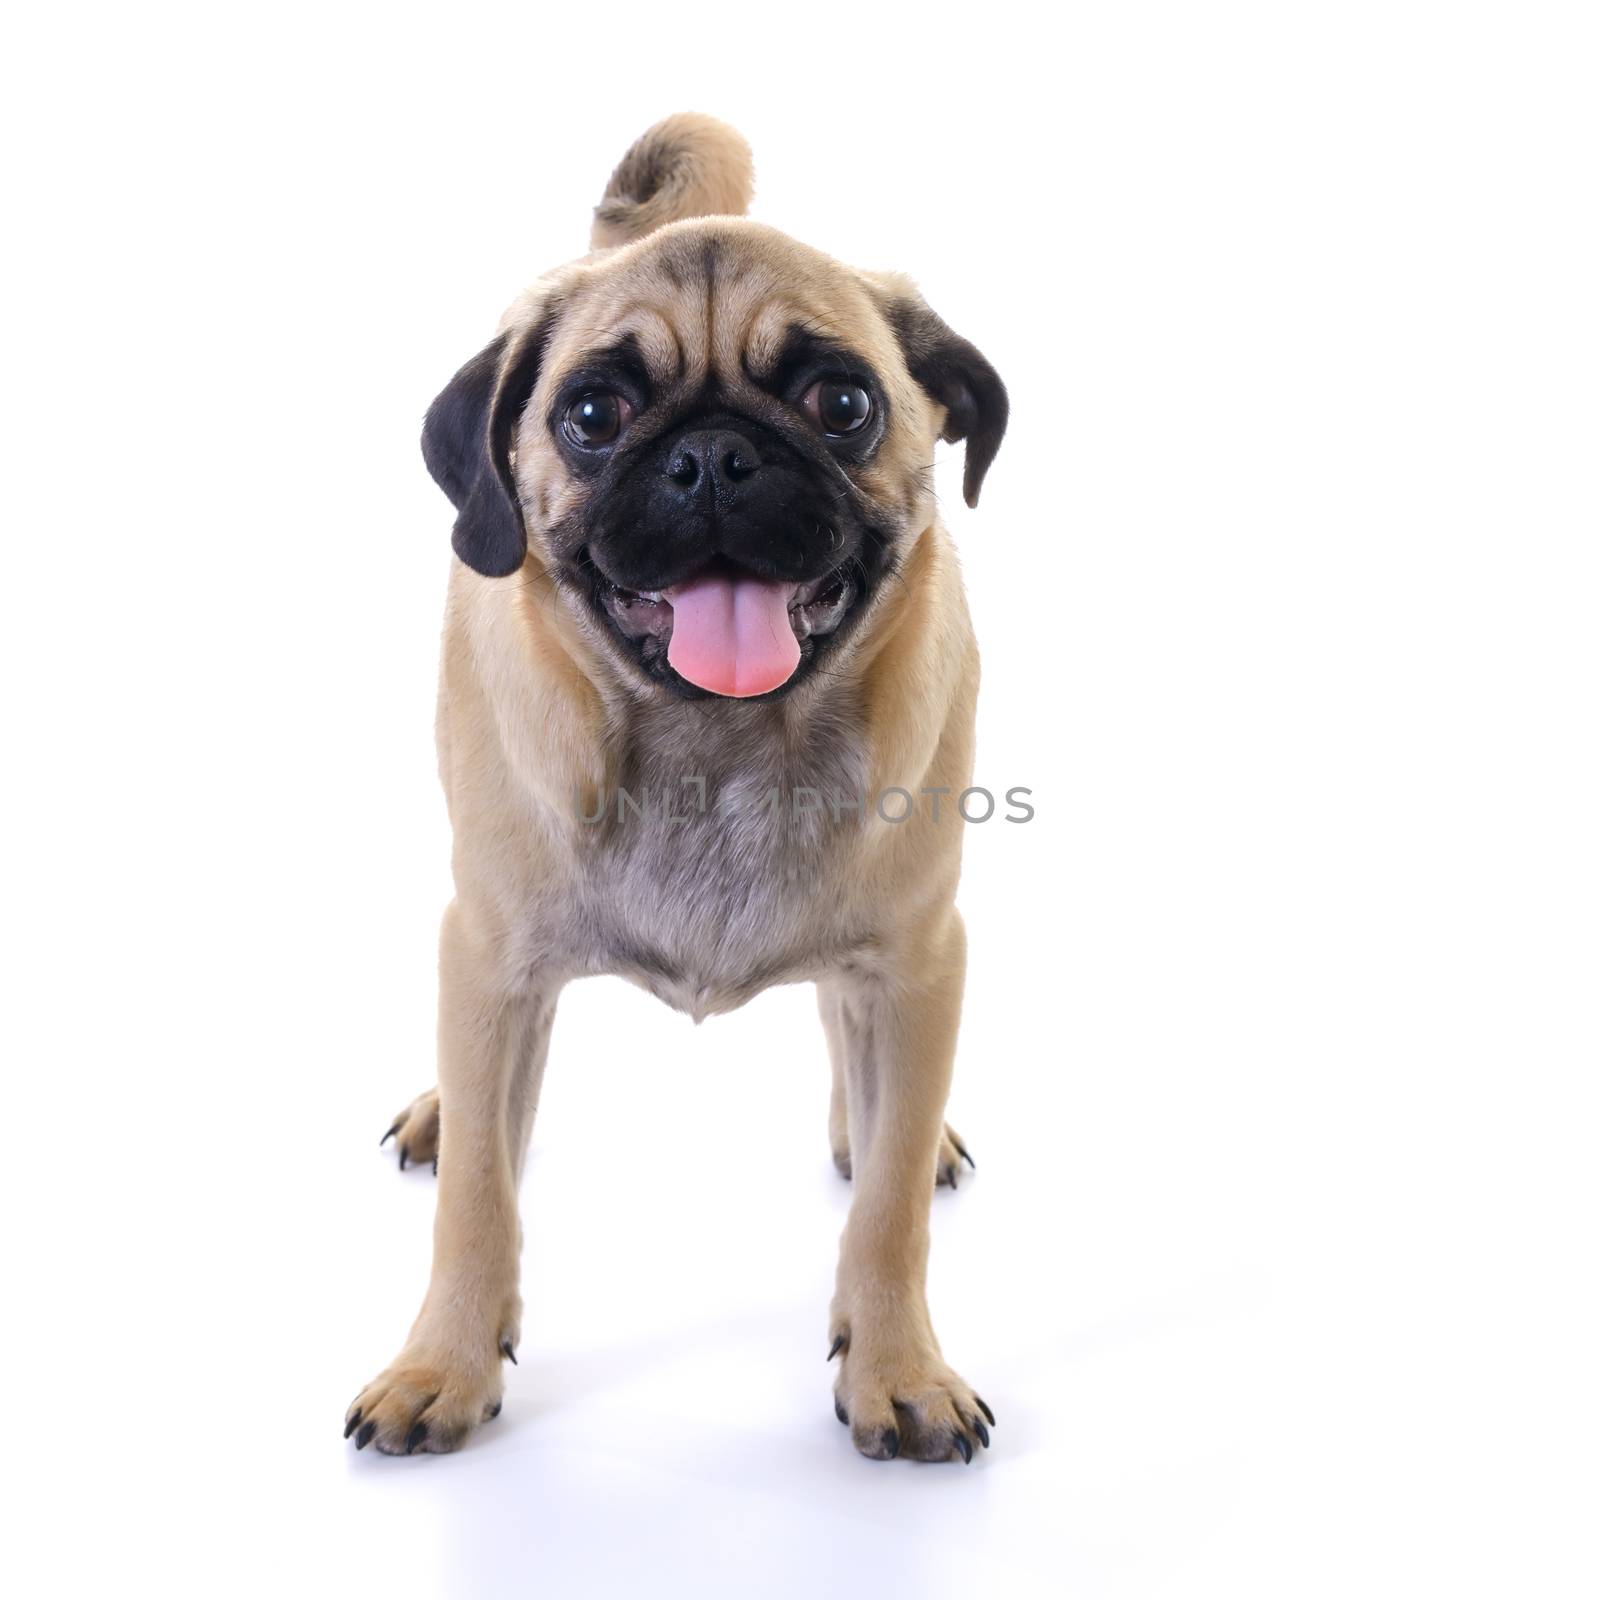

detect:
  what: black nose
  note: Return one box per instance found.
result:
[664,429,762,495]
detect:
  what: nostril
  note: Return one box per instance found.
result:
[664,431,760,492]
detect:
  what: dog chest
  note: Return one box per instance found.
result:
[565,735,872,1016]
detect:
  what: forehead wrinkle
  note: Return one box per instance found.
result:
[739,301,813,381]
[609,305,684,384]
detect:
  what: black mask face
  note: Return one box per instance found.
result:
[420,246,1006,701]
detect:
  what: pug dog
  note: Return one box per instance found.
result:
[345,114,1007,1464]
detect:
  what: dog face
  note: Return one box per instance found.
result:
[423,219,1005,700]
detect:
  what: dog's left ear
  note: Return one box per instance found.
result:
[886,299,1009,508]
[421,317,554,578]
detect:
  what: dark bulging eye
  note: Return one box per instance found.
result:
[564,391,629,446]
[803,379,873,437]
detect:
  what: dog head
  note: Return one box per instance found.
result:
[422,115,1007,701]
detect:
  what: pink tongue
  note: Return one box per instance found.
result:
[666,570,801,698]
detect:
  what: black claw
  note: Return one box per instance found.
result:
[827,1334,846,1362]
[947,1165,959,1190]
[399,1146,409,1171]
[486,1400,503,1422]
[972,1417,990,1448]
[953,1432,973,1464]
[432,1156,438,1175]
[883,1426,900,1460]
[343,1409,362,1439]
[379,1123,400,1147]
[975,1395,995,1427]
[405,1421,428,1455]
[355,1420,376,1450]
[953,1138,975,1170]
[834,1397,848,1426]
[500,1339,517,1365]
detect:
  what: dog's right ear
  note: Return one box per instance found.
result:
[421,319,553,578]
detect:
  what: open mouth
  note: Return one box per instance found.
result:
[597,558,858,698]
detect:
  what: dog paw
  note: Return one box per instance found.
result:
[827,1329,992,1463]
[378,1088,439,1173]
[344,1344,510,1456]
[935,1123,976,1189]
[830,1132,853,1180]
[830,1122,975,1189]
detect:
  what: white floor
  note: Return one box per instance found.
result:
[314,976,1274,1597]
[54,945,1585,1599]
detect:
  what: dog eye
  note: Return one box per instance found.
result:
[564,391,631,446]
[802,379,873,437]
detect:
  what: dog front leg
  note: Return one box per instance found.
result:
[346,903,558,1454]
[825,908,992,1463]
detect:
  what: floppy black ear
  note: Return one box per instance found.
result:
[421,323,551,578]
[887,302,1009,508]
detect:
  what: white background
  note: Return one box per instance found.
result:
[4,3,1597,1595]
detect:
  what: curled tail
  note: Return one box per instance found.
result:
[590,113,754,251]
